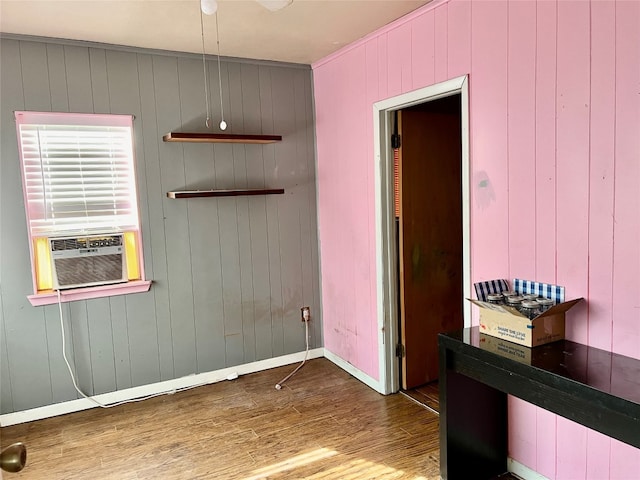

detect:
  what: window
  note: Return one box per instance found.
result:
[15,111,150,305]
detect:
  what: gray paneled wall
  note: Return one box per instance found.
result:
[0,37,321,414]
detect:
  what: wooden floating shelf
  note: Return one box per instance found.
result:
[167,189,285,199]
[163,132,282,144]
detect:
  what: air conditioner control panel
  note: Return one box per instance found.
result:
[51,235,123,251]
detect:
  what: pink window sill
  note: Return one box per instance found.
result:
[27,280,152,306]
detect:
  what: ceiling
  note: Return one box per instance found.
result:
[0,0,430,65]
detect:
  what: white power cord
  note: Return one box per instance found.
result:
[275,311,310,390]
[56,290,229,409]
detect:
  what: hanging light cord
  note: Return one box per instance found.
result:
[200,7,212,128]
[215,12,226,129]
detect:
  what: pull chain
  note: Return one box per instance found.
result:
[215,12,227,130]
[200,7,212,128]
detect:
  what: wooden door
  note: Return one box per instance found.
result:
[398,103,463,389]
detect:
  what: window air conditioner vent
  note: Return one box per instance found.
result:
[49,234,127,290]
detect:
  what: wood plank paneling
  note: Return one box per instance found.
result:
[155,55,199,377]
[588,0,616,356]
[411,10,435,89]
[0,298,14,413]
[400,23,414,94]
[177,55,216,379]
[554,1,592,477]
[88,48,110,113]
[469,0,509,292]
[586,430,611,480]
[434,4,448,83]
[377,34,389,101]
[556,416,588,479]
[0,36,319,415]
[228,62,258,364]
[293,69,318,351]
[610,2,640,471]
[3,40,55,411]
[506,2,539,469]
[364,40,379,372]
[555,0,590,346]
[64,46,93,113]
[507,0,536,280]
[237,175,259,360]
[243,64,273,363]
[106,50,140,114]
[218,191,245,367]
[315,49,363,369]
[123,66,162,387]
[612,0,640,359]
[68,301,94,394]
[271,67,305,356]
[43,303,78,403]
[610,438,640,480]
[536,409,557,479]
[348,47,374,373]
[312,0,639,478]
[108,272,132,389]
[136,53,175,382]
[387,24,412,97]
[125,311,162,388]
[179,57,227,374]
[447,0,471,80]
[211,59,246,366]
[86,299,117,395]
[533,3,559,475]
[247,191,272,360]
[258,65,281,360]
[534,0,558,285]
[46,44,69,112]
[335,51,357,366]
[19,41,51,111]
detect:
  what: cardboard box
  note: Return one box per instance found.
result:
[469,298,583,347]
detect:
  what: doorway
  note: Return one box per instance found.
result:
[373,76,471,396]
[397,95,463,394]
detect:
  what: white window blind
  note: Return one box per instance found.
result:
[15,112,139,236]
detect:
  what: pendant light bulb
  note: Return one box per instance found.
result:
[257,0,293,12]
[219,120,227,131]
[201,0,218,15]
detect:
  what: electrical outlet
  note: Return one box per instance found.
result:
[301,306,310,322]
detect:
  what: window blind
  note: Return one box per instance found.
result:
[15,112,139,236]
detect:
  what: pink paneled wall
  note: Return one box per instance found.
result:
[313,0,639,478]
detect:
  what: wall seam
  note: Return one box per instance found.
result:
[553,1,559,476]
[586,0,593,351]
[506,1,511,279]
[61,44,70,112]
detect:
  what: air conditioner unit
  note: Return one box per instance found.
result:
[49,234,127,290]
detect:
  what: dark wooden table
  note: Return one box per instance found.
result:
[438,327,640,479]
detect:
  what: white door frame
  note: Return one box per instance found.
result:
[373,75,471,395]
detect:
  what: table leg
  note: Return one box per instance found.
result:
[439,348,508,479]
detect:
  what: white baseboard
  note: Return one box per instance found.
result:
[508,458,549,480]
[0,348,324,427]
[323,348,383,393]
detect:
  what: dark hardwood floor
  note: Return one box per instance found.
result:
[402,382,440,413]
[1,359,442,479]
